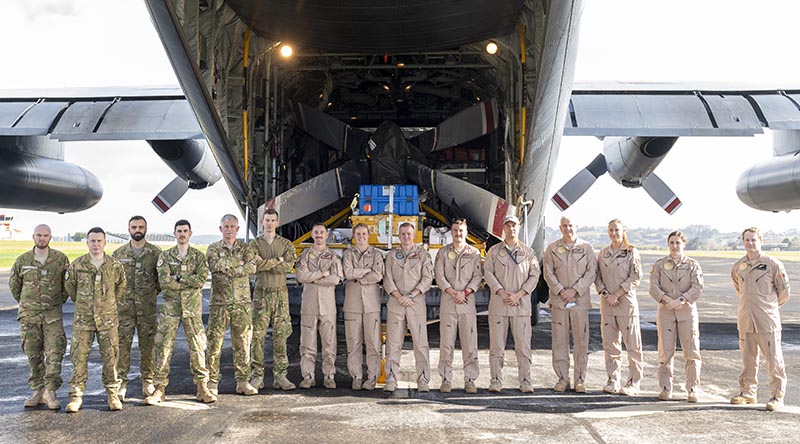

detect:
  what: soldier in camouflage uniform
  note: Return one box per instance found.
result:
[112,215,161,401]
[206,214,258,396]
[145,219,216,405]
[249,209,297,391]
[64,227,126,412]
[9,224,69,410]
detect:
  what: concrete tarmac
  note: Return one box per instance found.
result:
[1,253,799,444]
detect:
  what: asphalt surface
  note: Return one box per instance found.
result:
[1,253,800,444]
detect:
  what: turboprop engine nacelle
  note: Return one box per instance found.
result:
[737,154,800,212]
[0,152,103,213]
[604,136,677,187]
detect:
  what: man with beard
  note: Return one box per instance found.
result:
[10,224,70,410]
[112,216,161,401]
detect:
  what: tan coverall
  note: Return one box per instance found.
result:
[342,245,385,383]
[434,243,483,383]
[483,241,540,384]
[543,238,596,387]
[296,247,343,381]
[731,254,790,401]
[383,245,433,384]
[595,245,643,388]
[649,255,704,394]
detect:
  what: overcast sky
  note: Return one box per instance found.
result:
[1,0,798,238]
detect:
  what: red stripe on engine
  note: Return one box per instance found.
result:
[664,198,681,214]
[152,196,170,213]
[552,193,569,211]
[483,100,495,133]
[492,199,510,236]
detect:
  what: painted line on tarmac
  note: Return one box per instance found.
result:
[573,401,800,418]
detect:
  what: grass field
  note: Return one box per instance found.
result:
[3,241,800,270]
[0,241,208,270]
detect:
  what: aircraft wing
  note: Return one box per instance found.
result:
[565,83,800,137]
[0,86,201,140]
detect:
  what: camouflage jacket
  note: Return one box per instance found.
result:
[64,254,126,331]
[9,248,70,322]
[112,241,162,306]
[250,235,296,289]
[157,246,209,317]
[207,239,257,305]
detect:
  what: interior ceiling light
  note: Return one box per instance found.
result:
[279,44,294,58]
[485,41,498,55]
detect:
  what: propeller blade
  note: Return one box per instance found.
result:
[551,153,608,211]
[265,159,363,226]
[412,98,499,152]
[642,172,682,215]
[293,102,370,159]
[152,176,189,213]
[406,159,515,239]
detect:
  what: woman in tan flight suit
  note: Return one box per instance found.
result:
[649,230,703,403]
[595,219,643,396]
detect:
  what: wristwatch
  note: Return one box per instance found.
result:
[408,293,415,300]
[679,296,686,304]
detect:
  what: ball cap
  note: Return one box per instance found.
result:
[503,215,520,225]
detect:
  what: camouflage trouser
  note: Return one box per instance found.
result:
[69,328,121,396]
[117,302,157,389]
[153,312,209,387]
[251,287,292,379]
[20,315,67,391]
[207,303,253,384]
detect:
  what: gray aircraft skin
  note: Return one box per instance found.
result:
[1,0,800,242]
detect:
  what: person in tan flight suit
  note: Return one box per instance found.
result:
[434,218,482,394]
[542,216,596,393]
[730,227,790,412]
[649,230,704,403]
[383,222,433,393]
[296,222,343,389]
[249,209,297,391]
[342,223,385,391]
[595,219,643,396]
[483,215,540,393]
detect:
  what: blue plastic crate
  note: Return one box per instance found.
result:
[359,184,418,215]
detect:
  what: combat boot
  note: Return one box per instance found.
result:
[383,380,397,392]
[520,379,534,394]
[196,381,217,403]
[144,385,166,405]
[464,380,478,394]
[554,379,569,393]
[207,381,219,397]
[42,389,61,410]
[323,375,336,389]
[143,383,156,398]
[417,379,430,393]
[108,394,122,411]
[236,380,258,396]
[23,388,44,407]
[299,377,315,389]
[488,378,503,393]
[65,396,82,413]
[250,375,264,390]
[362,378,377,391]
[272,375,296,391]
[439,379,452,393]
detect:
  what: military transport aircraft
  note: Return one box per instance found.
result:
[1,0,800,255]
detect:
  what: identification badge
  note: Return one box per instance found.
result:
[739,263,748,271]
[557,246,566,254]
[136,262,142,269]
[40,269,48,276]
[181,265,187,272]
[664,261,674,271]
[448,251,456,260]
